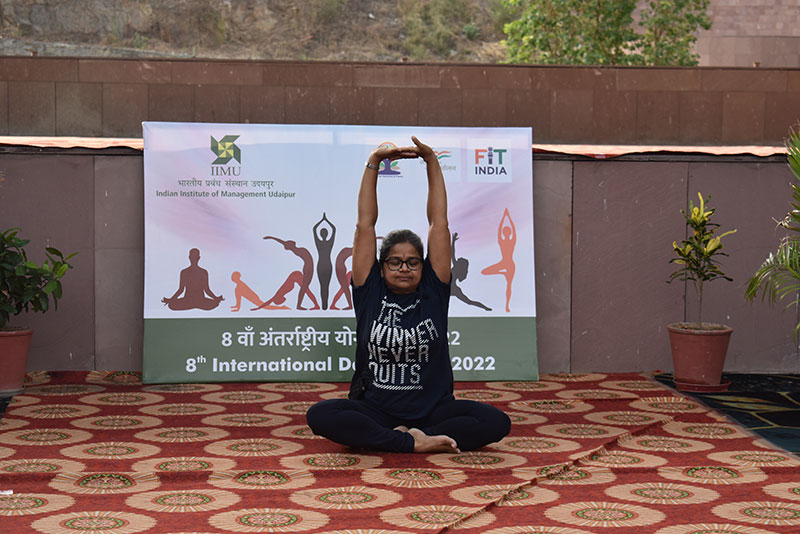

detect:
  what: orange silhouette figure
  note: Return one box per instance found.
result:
[230,271,288,312]
[162,248,224,311]
[257,236,320,311]
[481,208,516,312]
[330,246,353,310]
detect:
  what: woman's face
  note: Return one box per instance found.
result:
[381,242,423,294]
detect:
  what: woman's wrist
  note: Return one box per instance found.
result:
[367,151,382,167]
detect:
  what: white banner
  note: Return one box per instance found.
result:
[143,123,535,382]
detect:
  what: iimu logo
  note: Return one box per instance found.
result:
[474,147,508,175]
[211,135,242,176]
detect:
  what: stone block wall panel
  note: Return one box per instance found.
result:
[285,86,331,124]
[0,57,78,82]
[550,89,593,143]
[0,82,7,134]
[102,83,148,137]
[239,85,285,124]
[679,92,724,144]
[0,58,798,145]
[417,88,462,126]
[172,61,262,86]
[148,84,194,123]
[329,86,375,125]
[56,82,103,136]
[636,92,681,144]
[722,91,766,145]
[193,85,241,123]
[506,89,550,138]
[79,59,172,84]
[9,81,55,135]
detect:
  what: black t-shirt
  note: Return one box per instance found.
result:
[349,258,454,419]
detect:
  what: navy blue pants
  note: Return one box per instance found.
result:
[306,396,511,453]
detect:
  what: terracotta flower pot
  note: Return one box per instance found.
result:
[0,328,33,397]
[667,322,732,392]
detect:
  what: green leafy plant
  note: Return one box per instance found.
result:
[745,125,800,336]
[502,0,711,65]
[132,32,150,49]
[0,228,76,330]
[399,0,475,59]
[463,22,480,40]
[668,193,736,328]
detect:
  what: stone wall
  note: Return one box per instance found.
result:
[1,57,799,145]
[696,0,800,67]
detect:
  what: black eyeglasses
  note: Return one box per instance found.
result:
[383,257,423,271]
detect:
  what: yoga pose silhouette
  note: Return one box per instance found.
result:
[258,236,320,311]
[481,208,516,312]
[451,232,491,311]
[229,271,288,311]
[330,246,353,311]
[313,213,336,310]
[162,248,224,311]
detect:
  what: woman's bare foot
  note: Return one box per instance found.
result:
[408,428,460,453]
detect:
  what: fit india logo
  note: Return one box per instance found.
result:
[377,142,402,176]
[210,135,242,176]
[474,146,508,176]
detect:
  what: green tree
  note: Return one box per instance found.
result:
[638,0,712,65]
[503,0,711,66]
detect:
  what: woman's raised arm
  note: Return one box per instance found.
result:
[351,143,417,287]
[413,136,451,283]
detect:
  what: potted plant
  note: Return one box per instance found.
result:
[667,192,737,391]
[746,125,800,336]
[0,227,75,397]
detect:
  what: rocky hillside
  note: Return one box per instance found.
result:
[0,0,514,63]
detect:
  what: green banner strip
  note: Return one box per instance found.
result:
[143,317,537,383]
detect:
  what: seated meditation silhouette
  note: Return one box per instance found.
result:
[162,248,224,311]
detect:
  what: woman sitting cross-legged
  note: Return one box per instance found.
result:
[305,136,511,453]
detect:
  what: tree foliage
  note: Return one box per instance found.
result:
[745,126,800,338]
[503,0,711,66]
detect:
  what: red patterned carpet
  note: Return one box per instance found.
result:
[1,371,800,534]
